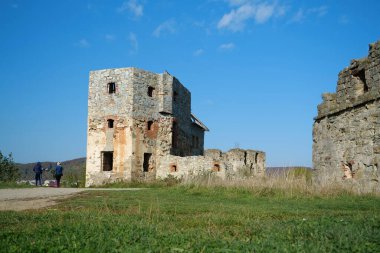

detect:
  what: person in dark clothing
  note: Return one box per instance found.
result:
[33,162,43,186]
[55,162,63,188]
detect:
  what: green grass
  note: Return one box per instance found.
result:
[0,181,34,189]
[0,186,379,252]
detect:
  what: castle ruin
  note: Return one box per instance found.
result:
[86,68,265,186]
[313,40,380,184]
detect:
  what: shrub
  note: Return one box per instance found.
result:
[62,165,86,188]
[0,151,20,182]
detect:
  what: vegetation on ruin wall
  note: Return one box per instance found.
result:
[1,187,379,252]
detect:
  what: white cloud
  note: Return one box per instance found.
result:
[128,33,138,54]
[105,34,116,41]
[217,1,286,32]
[308,5,328,17]
[219,43,235,50]
[227,0,249,6]
[289,8,304,23]
[118,0,143,17]
[77,39,90,48]
[288,5,328,24]
[194,49,204,56]
[153,19,176,38]
[218,4,255,32]
[255,3,275,23]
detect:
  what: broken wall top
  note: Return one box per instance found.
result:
[88,67,192,120]
[315,40,380,120]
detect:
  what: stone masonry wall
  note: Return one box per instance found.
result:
[313,41,380,185]
[86,68,208,186]
[86,67,265,186]
[157,149,265,179]
[86,68,134,186]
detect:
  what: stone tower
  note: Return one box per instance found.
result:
[86,68,208,186]
[313,40,380,184]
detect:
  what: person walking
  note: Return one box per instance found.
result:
[55,162,63,188]
[33,162,43,186]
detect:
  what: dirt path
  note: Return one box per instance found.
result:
[0,188,143,211]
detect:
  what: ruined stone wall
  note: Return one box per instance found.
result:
[313,41,380,184]
[129,69,166,180]
[86,67,264,187]
[86,68,135,186]
[170,78,200,156]
[189,125,204,156]
[127,69,203,179]
[86,68,208,185]
[157,149,265,179]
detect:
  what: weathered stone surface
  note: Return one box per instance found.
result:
[313,40,380,186]
[86,67,266,186]
[157,149,265,179]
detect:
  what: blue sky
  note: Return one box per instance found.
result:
[0,0,379,166]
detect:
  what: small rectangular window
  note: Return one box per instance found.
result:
[108,83,116,94]
[148,86,155,97]
[107,119,114,128]
[143,153,152,172]
[173,91,178,102]
[102,152,113,171]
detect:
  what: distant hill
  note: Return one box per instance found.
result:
[17,157,86,180]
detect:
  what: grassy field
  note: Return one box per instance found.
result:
[0,181,34,189]
[0,186,379,252]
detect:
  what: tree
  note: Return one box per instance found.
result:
[0,151,20,182]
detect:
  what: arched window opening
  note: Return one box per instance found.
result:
[213,163,220,172]
[170,164,177,172]
[147,121,153,130]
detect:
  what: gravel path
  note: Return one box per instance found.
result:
[0,188,143,211]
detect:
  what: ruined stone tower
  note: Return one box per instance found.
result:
[86,67,266,186]
[86,68,208,186]
[313,40,380,183]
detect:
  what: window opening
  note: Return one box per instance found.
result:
[353,69,368,93]
[342,161,354,179]
[102,152,113,171]
[173,91,178,102]
[143,153,152,172]
[147,121,153,130]
[148,86,155,97]
[107,119,114,128]
[213,163,220,172]
[170,164,177,172]
[108,83,116,94]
